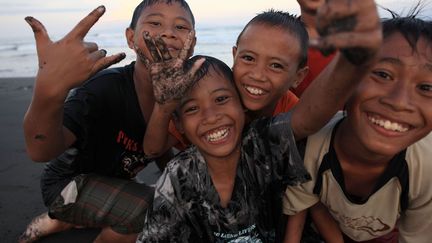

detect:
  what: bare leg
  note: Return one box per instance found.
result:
[18,212,74,243]
[93,227,138,243]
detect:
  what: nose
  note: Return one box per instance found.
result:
[249,62,266,82]
[381,80,414,112]
[160,26,176,39]
[201,105,222,125]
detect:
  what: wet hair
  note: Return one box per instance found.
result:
[184,55,234,86]
[235,9,309,69]
[381,4,432,53]
[129,0,195,30]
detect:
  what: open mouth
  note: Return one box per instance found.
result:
[243,84,266,96]
[204,126,230,143]
[368,114,410,133]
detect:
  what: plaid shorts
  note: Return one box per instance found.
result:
[48,173,154,234]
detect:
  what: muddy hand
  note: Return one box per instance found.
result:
[313,0,382,65]
[143,31,205,104]
[25,6,126,92]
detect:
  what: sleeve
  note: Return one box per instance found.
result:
[267,112,311,185]
[398,138,432,243]
[138,167,191,242]
[63,74,113,146]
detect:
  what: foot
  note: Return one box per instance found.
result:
[18,212,74,243]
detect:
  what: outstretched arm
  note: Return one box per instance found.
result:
[142,32,204,157]
[291,0,382,140]
[23,6,125,162]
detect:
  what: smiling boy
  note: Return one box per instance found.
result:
[283,15,432,243]
[20,1,197,242]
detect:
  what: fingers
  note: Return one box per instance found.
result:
[178,30,195,61]
[143,32,162,62]
[90,52,126,76]
[67,5,106,40]
[83,42,98,53]
[187,57,206,77]
[134,44,151,68]
[154,36,172,61]
[25,16,51,48]
[317,0,378,36]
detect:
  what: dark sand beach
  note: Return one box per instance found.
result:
[0,77,160,242]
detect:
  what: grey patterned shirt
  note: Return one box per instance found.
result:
[137,112,311,242]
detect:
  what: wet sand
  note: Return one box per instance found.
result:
[0,77,159,242]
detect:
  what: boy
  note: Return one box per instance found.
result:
[283,14,432,243]
[290,0,336,97]
[20,1,196,242]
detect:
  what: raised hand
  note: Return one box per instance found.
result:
[313,0,382,65]
[138,31,205,104]
[25,5,125,96]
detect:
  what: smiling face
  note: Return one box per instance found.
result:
[232,23,307,117]
[342,32,432,158]
[176,68,245,163]
[127,2,195,60]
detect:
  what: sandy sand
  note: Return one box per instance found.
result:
[0,77,159,242]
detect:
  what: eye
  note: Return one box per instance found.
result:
[269,62,284,70]
[175,25,189,31]
[148,21,161,27]
[240,55,254,62]
[371,70,393,81]
[418,83,432,97]
[215,95,230,104]
[183,105,199,114]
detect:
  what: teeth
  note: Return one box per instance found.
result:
[369,116,409,132]
[245,85,264,95]
[206,128,229,142]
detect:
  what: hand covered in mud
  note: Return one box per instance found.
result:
[313,0,382,65]
[25,6,125,95]
[138,31,205,104]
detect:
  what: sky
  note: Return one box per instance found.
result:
[0,0,430,39]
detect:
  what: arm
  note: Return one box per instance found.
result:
[141,32,204,157]
[291,0,382,140]
[284,210,307,243]
[23,6,125,162]
[144,101,179,157]
[309,202,344,243]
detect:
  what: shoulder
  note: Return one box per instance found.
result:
[82,62,134,90]
[406,133,432,199]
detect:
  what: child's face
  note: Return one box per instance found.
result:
[128,2,195,59]
[176,69,245,161]
[345,32,432,157]
[232,24,307,116]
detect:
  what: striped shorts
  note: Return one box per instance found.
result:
[48,173,154,234]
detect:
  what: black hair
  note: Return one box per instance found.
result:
[173,55,235,117]
[381,3,432,53]
[235,9,309,69]
[129,0,195,29]
[184,55,234,86]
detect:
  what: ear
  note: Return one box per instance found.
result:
[125,27,135,50]
[292,66,309,89]
[187,36,197,58]
[172,114,185,134]
[232,46,238,59]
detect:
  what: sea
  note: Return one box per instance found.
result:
[0,24,243,78]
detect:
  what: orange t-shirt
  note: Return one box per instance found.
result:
[291,48,336,98]
[169,90,299,151]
